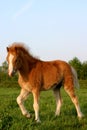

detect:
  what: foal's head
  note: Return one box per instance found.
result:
[6,43,40,77]
[6,44,24,76]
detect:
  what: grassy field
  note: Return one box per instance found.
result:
[0,80,87,130]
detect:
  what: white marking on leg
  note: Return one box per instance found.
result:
[65,87,84,118]
[55,99,62,116]
[33,92,41,123]
[17,89,30,118]
[8,54,14,76]
[53,89,62,116]
[72,97,84,118]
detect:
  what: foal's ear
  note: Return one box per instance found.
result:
[6,47,9,52]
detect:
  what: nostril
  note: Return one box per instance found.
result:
[11,69,16,76]
[13,69,16,73]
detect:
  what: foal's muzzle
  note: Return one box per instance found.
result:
[8,69,16,77]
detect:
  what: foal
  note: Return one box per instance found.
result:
[6,43,83,122]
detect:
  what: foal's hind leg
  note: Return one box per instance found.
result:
[17,89,31,118]
[64,83,83,118]
[53,88,62,116]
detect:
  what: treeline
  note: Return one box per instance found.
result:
[0,57,87,80]
[0,62,18,88]
[69,57,87,80]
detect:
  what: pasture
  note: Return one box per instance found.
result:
[0,79,87,130]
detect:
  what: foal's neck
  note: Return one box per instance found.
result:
[18,56,38,80]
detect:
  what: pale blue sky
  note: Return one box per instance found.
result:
[0,0,87,65]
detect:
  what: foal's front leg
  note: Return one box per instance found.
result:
[32,91,40,123]
[17,89,31,118]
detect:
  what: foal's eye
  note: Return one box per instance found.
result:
[15,59,17,62]
[15,59,18,64]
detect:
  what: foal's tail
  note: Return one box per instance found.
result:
[71,66,80,88]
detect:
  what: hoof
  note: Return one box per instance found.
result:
[24,113,31,118]
[78,113,84,119]
[55,111,61,116]
[35,119,41,123]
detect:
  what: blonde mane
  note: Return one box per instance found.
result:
[8,42,40,62]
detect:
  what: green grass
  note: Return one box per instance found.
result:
[0,82,87,130]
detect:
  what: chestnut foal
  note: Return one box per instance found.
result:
[6,43,83,122]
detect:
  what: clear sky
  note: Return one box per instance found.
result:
[0,0,87,65]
